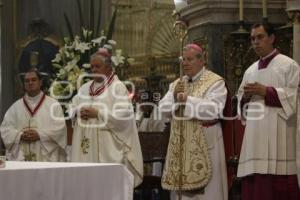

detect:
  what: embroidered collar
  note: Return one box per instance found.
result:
[23,92,46,117]
[89,73,115,97]
[258,49,279,70]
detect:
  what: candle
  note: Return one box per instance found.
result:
[262,0,267,18]
[239,0,244,21]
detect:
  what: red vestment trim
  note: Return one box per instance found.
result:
[258,49,279,69]
[23,93,46,117]
[89,73,114,97]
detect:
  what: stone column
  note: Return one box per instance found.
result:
[0,0,2,115]
[287,1,300,64]
[0,0,4,155]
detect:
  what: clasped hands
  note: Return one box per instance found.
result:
[174,81,187,102]
[174,81,267,102]
[243,82,267,99]
[21,129,40,142]
[80,106,99,120]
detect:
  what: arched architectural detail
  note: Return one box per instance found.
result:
[146,12,180,56]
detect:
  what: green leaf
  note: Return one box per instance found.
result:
[90,0,95,36]
[105,8,118,43]
[63,13,74,41]
[76,0,85,34]
[52,63,63,69]
[95,0,102,37]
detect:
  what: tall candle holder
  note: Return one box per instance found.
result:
[262,0,268,22]
[230,20,250,91]
[225,13,251,200]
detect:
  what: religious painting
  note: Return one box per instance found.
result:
[18,19,60,90]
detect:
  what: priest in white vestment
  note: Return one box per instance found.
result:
[0,69,67,161]
[137,106,167,132]
[159,44,228,200]
[70,48,143,187]
[136,90,167,132]
[237,23,300,200]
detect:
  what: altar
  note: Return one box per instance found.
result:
[0,161,134,200]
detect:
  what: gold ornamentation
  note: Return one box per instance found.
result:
[24,141,37,161]
[24,152,37,161]
[287,10,300,24]
[162,70,222,190]
[81,136,90,154]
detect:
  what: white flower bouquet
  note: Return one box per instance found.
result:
[50,28,126,105]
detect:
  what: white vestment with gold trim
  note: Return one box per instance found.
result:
[159,69,228,200]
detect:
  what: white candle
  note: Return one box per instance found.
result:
[239,0,244,21]
[262,0,267,18]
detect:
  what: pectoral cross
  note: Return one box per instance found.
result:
[81,135,90,154]
[24,118,37,161]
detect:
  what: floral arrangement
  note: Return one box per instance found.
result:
[49,28,126,103]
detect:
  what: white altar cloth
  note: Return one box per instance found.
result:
[0,161,134,200]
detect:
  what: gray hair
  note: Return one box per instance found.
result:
[183,45,204,59]
[90,53,112,67]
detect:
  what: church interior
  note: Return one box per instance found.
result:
[0,0,299,199]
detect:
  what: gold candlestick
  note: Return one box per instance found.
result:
[262,0,268,20]
[239,0,244,21]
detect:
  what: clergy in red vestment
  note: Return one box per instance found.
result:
[237,23,300,200]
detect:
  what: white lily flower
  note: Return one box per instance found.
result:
[82,29,88,39]
[63,37,70,44]
[115,49,122,56]
[52,53,62,63]
[111,55,125,66]
[82,63,91,69]
[103,44,112,50]
[91,36,106,44]
[75,41,90,53]
[74,36,80,42]
[127,57,135,64]
[65,51,71,58]
[57,69,67,79]
[50,28,129,105]
[65,60,78,71]
[87,30,93,38]
[108,40,117,46]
